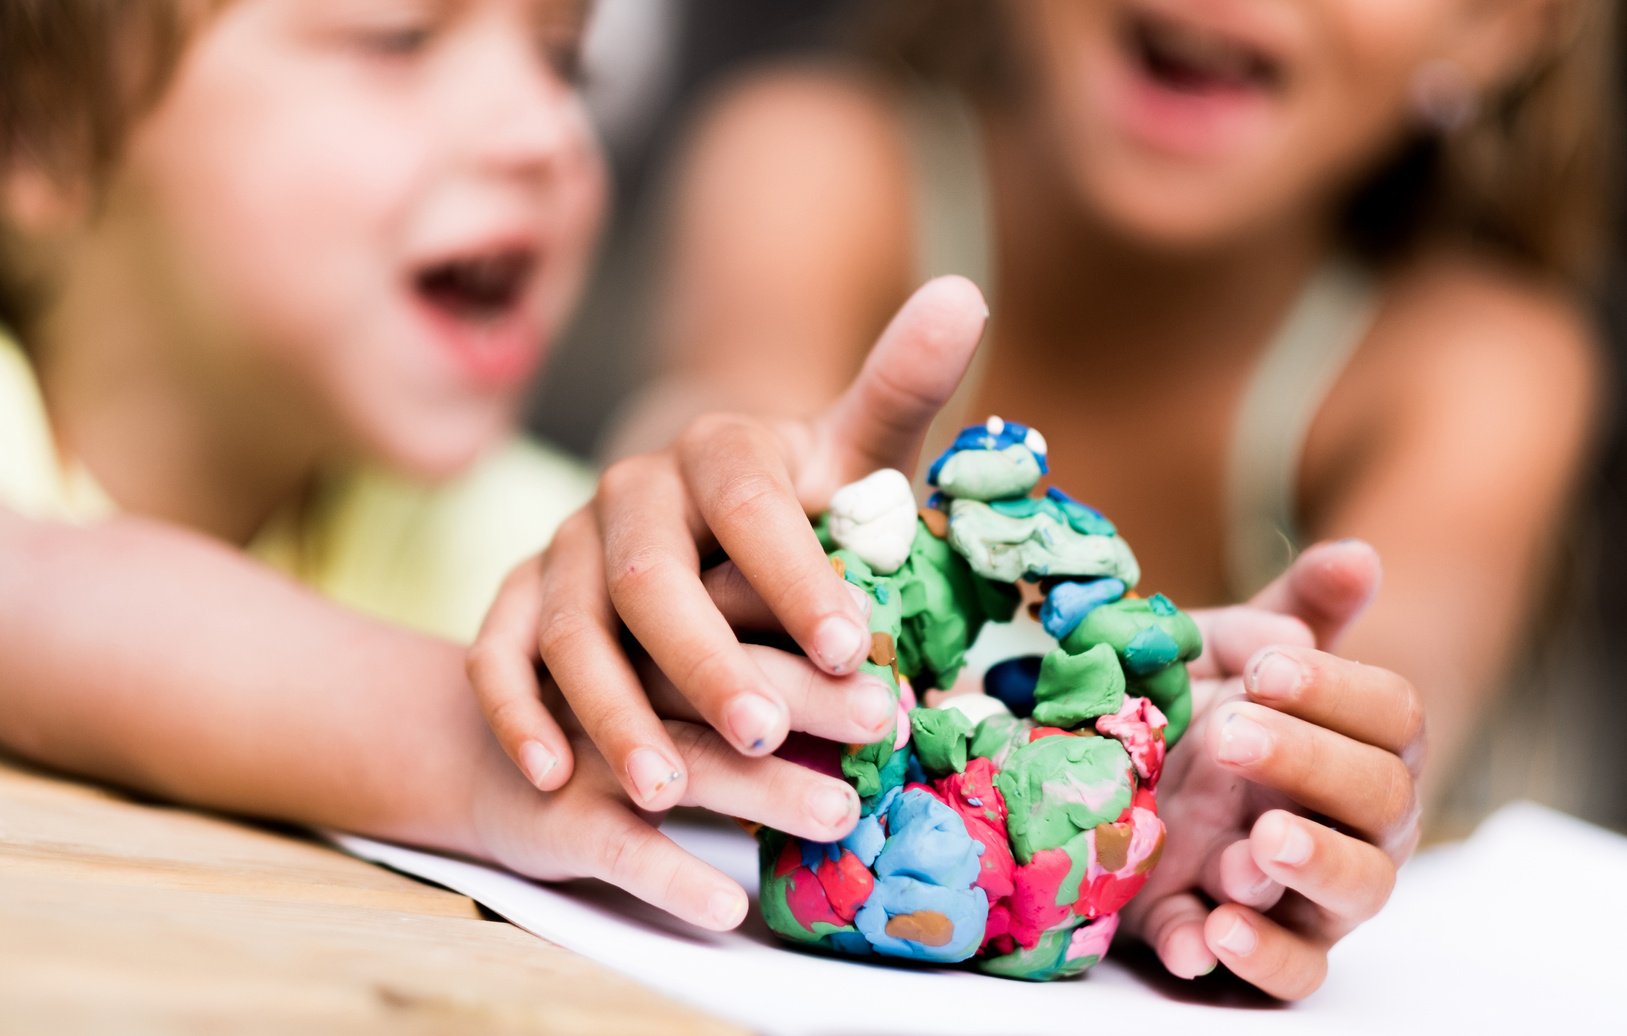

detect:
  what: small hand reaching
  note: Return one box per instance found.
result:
[1122,539,1424,999]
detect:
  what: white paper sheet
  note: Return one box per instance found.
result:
[334,802,1627,1035]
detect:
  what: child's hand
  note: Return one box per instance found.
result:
[468,277,988,809]
[465,677,877,930]
[1122,540,1424,999]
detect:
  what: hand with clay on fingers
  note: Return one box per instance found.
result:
[467,277,990,827]
[1120,540,1425,1000]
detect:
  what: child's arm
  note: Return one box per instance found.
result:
[0,507,857,930]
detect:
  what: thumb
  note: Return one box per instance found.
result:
[1247,539,1382,649]
[812,276,988,483]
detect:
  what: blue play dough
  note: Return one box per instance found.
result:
[927,419,1049,484]
[984,655,1042,717]
[1040,578,1127,640]
[875,789,984,888]
[841,812,887,867]
[855,876,989,962]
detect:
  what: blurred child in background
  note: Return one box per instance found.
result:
[599,0,1613,816]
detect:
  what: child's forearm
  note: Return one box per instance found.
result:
[0,509,487,853]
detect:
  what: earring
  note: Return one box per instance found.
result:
[1409,59,1480,134]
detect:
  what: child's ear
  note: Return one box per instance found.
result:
[1,159,90,241]
[1447,0,1578,94]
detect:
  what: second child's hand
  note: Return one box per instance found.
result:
[469,276,989,809]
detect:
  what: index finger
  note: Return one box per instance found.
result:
[677,413,873,677]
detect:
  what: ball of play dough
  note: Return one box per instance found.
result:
[756,418,1199,981]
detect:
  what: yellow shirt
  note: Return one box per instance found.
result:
[0,332,594,642]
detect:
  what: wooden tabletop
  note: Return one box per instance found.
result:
[0,755,746,1035]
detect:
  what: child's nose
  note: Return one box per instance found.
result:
[467,45,578,179]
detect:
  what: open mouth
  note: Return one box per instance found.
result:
[1122,11,1282,97]
[413,249,536,324]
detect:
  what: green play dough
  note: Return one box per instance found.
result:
[893,524,1016,690]
[1031,643,1126,728]
[910,707,972,776]
[978,922,1093,981]
[968,714,1030,770]
[1062,595,1201,744]
[996,735,1134,862]
[933,444,1044,501]
[947,499,1141,585]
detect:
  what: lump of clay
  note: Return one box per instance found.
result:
[758,417,1199,981]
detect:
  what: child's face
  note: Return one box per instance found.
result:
[95,0,605,477]
[1006,0,1522,249]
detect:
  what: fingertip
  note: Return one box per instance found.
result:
[1205,905,1261,961]
[700,883,751,931]
[1298,539,1382,610]
[810,613,871,676]
[625,746,688,811]
[1161,923,1219,980]
[1250,809,1317,870]
[1244,646,1307,704]
[723,691,791,756]
[919,274,990,323]
[520,738,571,792]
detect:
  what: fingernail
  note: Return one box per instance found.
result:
[725,694,782,753]
[707,887,748,929]
[1273,823,1315,867]
[809,784,857,830]
[1218,712,1271,766]
[520,740,558,786]
[812,615,869,675]
[1215,917,1257,957]
[1248,650,1303,702]
[844,581,873,619]
[1198,959,1219,977]
[850,680,895,734]
[626,748,682,805]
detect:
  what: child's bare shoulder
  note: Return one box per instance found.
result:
[676,62,915,287]
[1308,249,1603,511]
[1372,249,1600,391]
[687,61,913,195]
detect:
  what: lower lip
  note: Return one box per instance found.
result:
[411,294,546,389]
[1096,36,1278,161]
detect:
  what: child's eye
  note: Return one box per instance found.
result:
[541,40,586,87]
[354,24,435,58]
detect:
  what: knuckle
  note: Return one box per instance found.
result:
[535,608,599,662]
[709,468,785,527]
[465,642,511,697]
[598,456,654,503]
[605,545,681,603]
[1371,755,1418,836]
[594,821,643,881]
[485,695,537,744]
[678,643,744,702]
[664,721,721,771]
[1393,676,1427,750]
[677,411,746,454]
